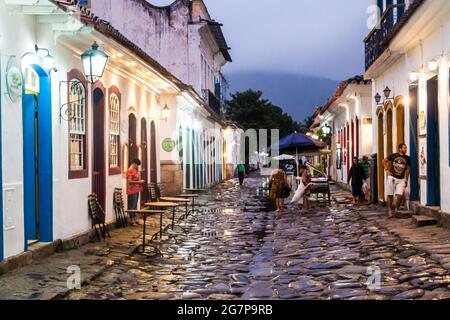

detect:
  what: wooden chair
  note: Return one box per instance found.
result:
[147,182,191,235]
[113,188,166,252]
[113,188,129,228]
[148,182,161,201]
[88,194,111,241]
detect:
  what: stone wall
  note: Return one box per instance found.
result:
[160,160,183,195]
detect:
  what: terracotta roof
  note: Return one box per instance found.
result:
[319,75,371,115]
[50,0,225,125]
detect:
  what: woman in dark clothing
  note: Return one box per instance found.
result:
[348,157,364,205]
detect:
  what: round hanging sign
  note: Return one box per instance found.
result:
[162,138,176,153]
[5,56,23,103]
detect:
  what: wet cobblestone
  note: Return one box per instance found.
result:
[65,176,450,300]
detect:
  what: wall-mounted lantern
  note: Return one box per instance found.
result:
[35,45,57,72]
[81,42,108,84]
[383,86,392,99]
[161,104,170,121]
[374,92,382,104]
[427,60,438,72]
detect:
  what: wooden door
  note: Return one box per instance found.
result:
[92,84,106,212]
[141,118,149,203]
[150,121,157,183]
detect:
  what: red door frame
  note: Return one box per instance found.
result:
[351,120,355,161]
[150,121,157,183]
[92,81,106,212]
[346,123,350,171]
[140,118,149,203]
[355,117,360,159]
[128,113,138,165]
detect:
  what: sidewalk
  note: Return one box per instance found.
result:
[0,214,173,300]
[332,188,450,271]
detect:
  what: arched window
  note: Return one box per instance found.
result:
[68,69,88,179]
[109,87,121,174]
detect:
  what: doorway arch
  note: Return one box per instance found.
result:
[386,102,393,157]
[92,82,106,212]
[128,113,138,166]
[140,118,149,203]
[150,121,157,183]
[377,108,385,201]
[22,64,53,247]
[395,97,405,146]
[185,128,191,188]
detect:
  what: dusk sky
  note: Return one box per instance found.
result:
[151,0,373,81]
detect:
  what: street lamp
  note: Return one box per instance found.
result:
[81,42,108,84]
[322,124,331,135]
[35,45,57,72]
[374,92,381,104]
[162,104,170,119]
[427,60,439,71]
[383,86,392,99]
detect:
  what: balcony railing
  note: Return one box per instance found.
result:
[364,3,407,71]
[202,89,223,118]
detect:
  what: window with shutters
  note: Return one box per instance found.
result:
[68,69,89,179]
[109,87,121,175]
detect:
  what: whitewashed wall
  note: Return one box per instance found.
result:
[0,7,167,259]
[0,2,37,258]
[371,8,450,211]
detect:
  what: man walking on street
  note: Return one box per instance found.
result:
[236,163,246,186]
[383,144,411,219]
[359,156,371,203]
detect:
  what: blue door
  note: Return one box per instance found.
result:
[426,76,440,206]
[409,84,419,201]
[23,65,53,248]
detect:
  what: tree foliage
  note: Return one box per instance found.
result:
[224,89,302,139]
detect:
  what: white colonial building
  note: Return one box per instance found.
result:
[365,0,450,219]
[88,0,232,193]
[0,0,237,265]
[312,76,373,187]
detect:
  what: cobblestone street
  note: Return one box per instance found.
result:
[59,175,450,300]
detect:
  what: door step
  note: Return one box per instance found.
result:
[394,210,413,219]
[412,215,438,227]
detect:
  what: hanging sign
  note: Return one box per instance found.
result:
[5,56,23,103]
[162,138,176,153]
[419,137,427,179]
[419,110,427,136]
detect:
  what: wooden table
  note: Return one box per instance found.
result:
[160,197,190,217]
[183,188,205,194]
[177,194,200,215]
[144,202,179,231]
[127,209,165,253]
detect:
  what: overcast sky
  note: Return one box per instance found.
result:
[150,0,372,81]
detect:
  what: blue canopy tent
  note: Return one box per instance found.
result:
[268,132,325,174]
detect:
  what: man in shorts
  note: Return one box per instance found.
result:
[383,144,411,219]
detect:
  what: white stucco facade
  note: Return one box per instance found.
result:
[366,0,450,213]
[0,0,234,262]
[312,78,373,185]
